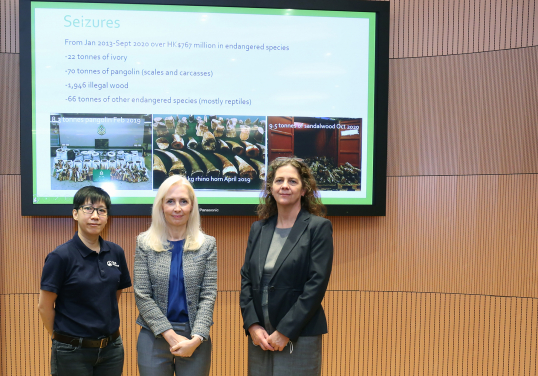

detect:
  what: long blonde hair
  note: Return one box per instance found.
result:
[138,175,205,252]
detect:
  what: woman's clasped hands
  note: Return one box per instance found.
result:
[249,324,289,352]
[163,329,201,357]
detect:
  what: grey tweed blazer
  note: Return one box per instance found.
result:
[134,234,217,339]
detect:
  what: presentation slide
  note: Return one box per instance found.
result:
[31,3,376,205]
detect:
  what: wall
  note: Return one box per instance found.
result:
[2,0,538,374]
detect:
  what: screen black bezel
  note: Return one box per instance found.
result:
[20,0,389,216]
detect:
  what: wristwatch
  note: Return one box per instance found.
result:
[192,334,204,343]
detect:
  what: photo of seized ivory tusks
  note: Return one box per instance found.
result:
[151,114,267,190]
[154,150,186,177]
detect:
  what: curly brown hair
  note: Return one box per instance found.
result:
[257,157,326,219]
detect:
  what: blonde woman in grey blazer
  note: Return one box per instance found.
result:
[134,175,217,376]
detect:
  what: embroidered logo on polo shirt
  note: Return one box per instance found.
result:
[107,261,120,267]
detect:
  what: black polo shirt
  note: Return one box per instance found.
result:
[40,232,132,338]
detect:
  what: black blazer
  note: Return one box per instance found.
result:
[240,210,333,341]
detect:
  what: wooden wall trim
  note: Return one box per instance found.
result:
[388,45,538,177]
[4,47,538,178]
[390,0,538,58]
[0,0,19,54]
[3,291,537,376]
[2,1,538,375]
[2,0,536,56]
[0,53,20,175]
[3,174,538,299]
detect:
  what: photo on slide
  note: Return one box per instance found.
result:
[151,115,267,191]
[50,113,152,190]
[267,116,362,191]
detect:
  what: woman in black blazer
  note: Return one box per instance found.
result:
[240,157,333,376]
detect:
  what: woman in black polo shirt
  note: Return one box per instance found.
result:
[38,186,132,376]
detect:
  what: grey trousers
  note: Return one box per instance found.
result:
[137,322,211,376]
[247,335,323,376]
[253,277,323,375]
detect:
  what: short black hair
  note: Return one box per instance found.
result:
[73,186,111,211]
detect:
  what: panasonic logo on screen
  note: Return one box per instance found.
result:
[199,208,219,213]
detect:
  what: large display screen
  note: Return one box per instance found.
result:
[20,0,389,216]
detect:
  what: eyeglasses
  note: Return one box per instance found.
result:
[79,205,108,216]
